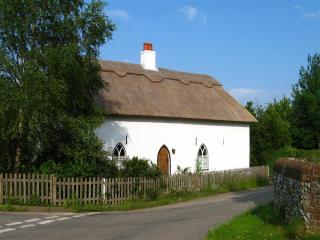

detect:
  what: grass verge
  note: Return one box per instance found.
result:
[69,177,269,212]
[206,202,320,240]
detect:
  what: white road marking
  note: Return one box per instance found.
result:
[19,224,36,229]
[24,218,41,223]
[6,222,23,226]
[44,215,60,219]
[72,214,86,218]
[0,212,92,233]
[38,220,56,225]
[0,228,15,234]
[56,217,71,221]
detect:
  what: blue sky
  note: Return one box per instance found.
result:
[99,0,320,105]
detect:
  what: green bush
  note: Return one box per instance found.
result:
[35,156,160,178]
[36,158,119,178]
[120,157,161,179]
[267,146,320,172]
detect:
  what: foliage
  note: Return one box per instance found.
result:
[245,53,320,167]
[6,193,45,206]
[195,158,202,173]
[0,0,115,172]
[145,187,160,201]
[120,157,161,179]
[206,202,320,240]
[267,146,320,172]
[291,54,320,149]
[33,157,160,178]
[176,165,191,175]
[246,98,292,166]
[36,158,119,178]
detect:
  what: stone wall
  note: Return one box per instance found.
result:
[274,158,320,232]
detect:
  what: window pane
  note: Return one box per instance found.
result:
[120,148,125,156]
[203,148,207,156]
[202,157,209,170]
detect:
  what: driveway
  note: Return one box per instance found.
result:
[0,186,273,240]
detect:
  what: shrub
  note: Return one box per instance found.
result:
[36,158,119,178]
[267,146,320,172]
[120,156,161,179]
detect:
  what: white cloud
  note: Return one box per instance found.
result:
[302,10,320,19]
[179,6,207,24]
[180,6,198,20]
[228,88,288,105]
[105,9,129,19]
[293,5,320,20]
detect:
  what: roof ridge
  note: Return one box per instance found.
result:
[101,69,220,88]
[99,60,222,87]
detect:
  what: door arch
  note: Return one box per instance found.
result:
[157,145,170,175]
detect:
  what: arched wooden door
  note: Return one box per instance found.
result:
[157,145,170,175]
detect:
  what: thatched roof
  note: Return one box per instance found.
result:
[97,60,257,123]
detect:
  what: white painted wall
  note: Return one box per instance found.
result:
[95,116,250,173]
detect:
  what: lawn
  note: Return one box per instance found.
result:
[206,202,320,240]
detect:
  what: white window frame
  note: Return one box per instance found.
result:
[197,144,209,171]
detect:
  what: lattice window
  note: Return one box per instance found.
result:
[197,144,209,171]
[113,143,126,167]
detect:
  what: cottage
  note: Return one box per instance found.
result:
[95,43,256,174]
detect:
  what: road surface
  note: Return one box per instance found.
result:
[0,186,273,240]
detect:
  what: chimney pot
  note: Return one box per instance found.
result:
[143,42,153,51]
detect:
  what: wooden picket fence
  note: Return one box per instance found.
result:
[0,166,269,206]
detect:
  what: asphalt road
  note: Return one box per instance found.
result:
[0,186,273,240]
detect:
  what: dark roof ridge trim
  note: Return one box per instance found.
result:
[100,69,221,88]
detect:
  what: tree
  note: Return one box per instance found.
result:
[0,0,115,172]
[246,99,291,166]
[291,53,320,149]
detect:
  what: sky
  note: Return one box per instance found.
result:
[99,0,320,105]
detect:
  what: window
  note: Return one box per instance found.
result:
[113,143,126,167]
[197,144,209,171]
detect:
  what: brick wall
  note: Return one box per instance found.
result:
[274,158,320,232]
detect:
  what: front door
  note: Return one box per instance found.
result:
[157,146,170,175]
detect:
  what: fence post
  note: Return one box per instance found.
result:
[51,175,57,205]
[0,173,3,204]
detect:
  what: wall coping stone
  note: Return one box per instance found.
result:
[274,158,320,181]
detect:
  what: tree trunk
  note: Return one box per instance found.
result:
[14,145,21,172]
[14,109,23,172]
